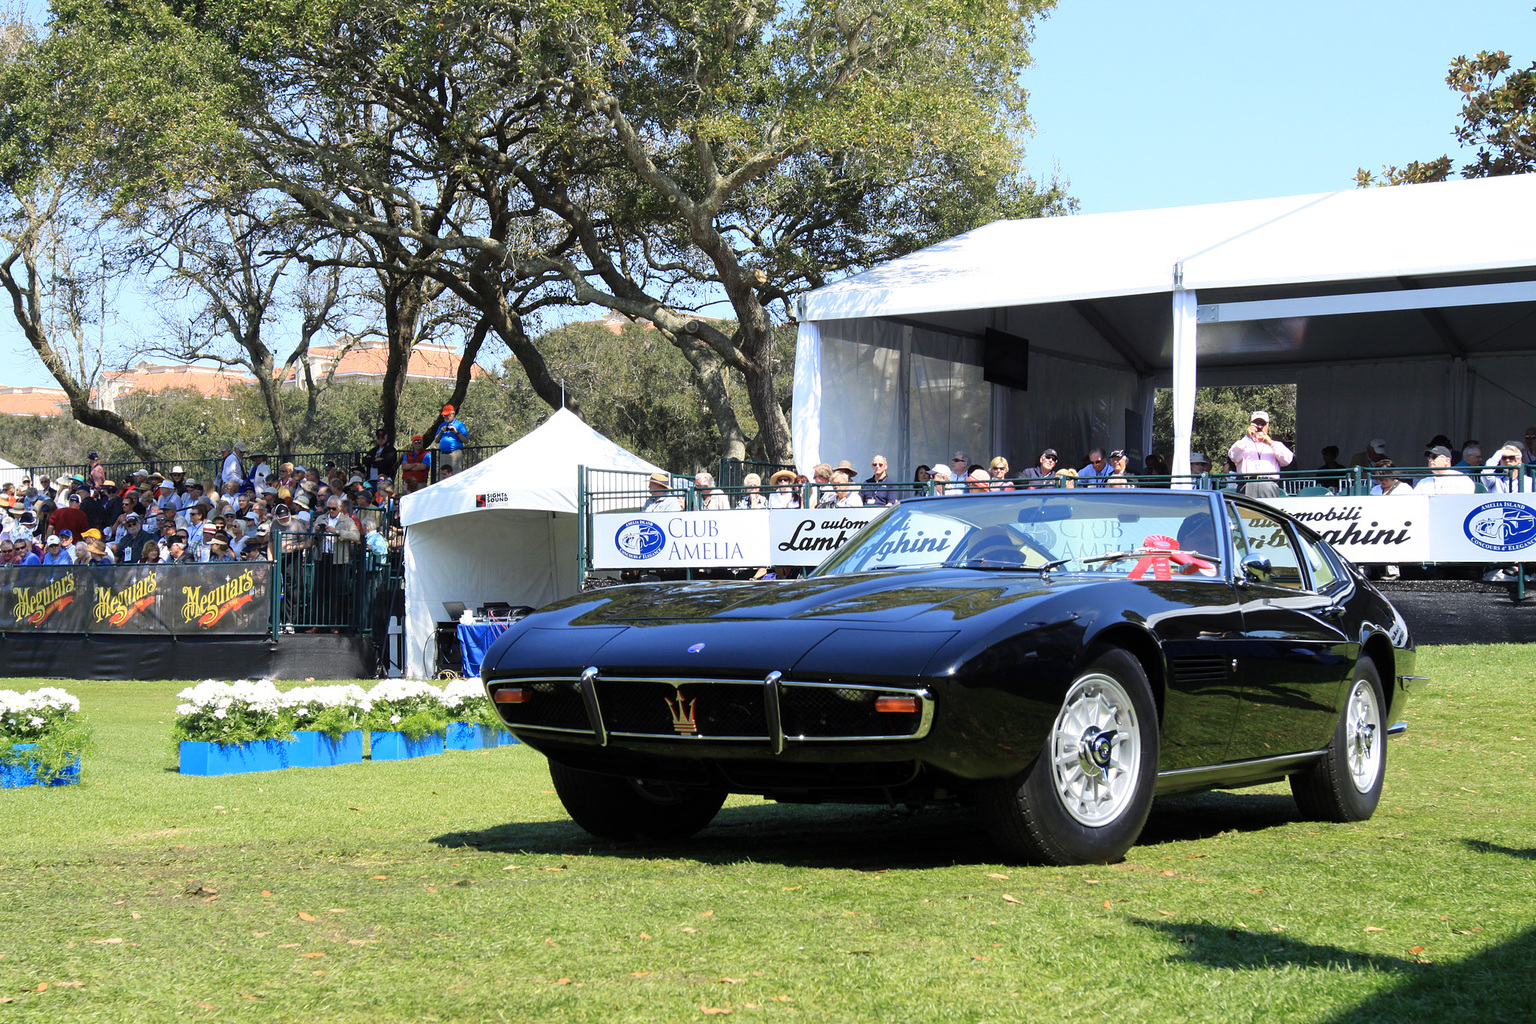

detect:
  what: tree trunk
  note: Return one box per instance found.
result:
[0,255,160,461]
[672,334,747,462]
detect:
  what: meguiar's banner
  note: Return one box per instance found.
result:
[2,566,89,632]
[2,563,271,635]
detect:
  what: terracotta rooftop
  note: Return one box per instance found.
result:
[5,341,487,418]
[305,339,485,382]
[0,386,70,417]
[99,363,257,401]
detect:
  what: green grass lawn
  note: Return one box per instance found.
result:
[1,645,1533,1023]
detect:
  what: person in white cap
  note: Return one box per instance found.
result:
[155,479,179,515]
[1228,410,1294,499]
[1348,438,1389,469]
[41,535,74,565]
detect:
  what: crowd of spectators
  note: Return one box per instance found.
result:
[639,413,1536,514]
[0,442,413,571]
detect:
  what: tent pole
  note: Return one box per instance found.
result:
[1171,266,1198,484]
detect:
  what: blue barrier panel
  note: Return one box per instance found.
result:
[179,738,294,776]
[369,730,446,760]
[290,730,364,767]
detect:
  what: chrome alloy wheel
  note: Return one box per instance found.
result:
[1050,672,1143,826]
[1344,678,1383,794]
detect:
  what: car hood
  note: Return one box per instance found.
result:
[567,572,1059,625]
[484,571,1087,679]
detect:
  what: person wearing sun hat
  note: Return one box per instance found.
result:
[83,536,113,565]
[643,471,683,512]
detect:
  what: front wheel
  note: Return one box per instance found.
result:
[549,761,727,841]
[977,648,1159,865]
[1290,657,1386,822]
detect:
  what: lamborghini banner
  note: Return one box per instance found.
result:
[2,563,271,635]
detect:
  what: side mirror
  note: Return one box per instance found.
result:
[1241,553,1273,583]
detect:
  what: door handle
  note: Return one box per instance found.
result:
[1319,605,1344,619]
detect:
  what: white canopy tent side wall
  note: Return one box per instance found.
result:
[0,456,23,487]
[794,175,1536,478]
[398,408,663,679]
[403,509,579,679]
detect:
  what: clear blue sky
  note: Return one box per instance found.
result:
[3,1,1532,388]
[1021,0,1533,213]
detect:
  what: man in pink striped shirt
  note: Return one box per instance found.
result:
[1228,410,1294,499]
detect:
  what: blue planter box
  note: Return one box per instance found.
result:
[370,730,446,761]
[1,743,81,788]
[445,722,519,750]
[179,738,294,776]
[291,730,364,768]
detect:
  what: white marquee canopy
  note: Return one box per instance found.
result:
[398,409,662,678]
[793,174,1536,477]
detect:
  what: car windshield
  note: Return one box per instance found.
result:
[811,491,1224,577]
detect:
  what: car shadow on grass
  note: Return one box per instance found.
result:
[432,789,1307,868]
[1462,838,1536,860]
[1141,790,1301,845]
[1133,914,1536,1022]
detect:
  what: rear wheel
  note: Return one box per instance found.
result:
[549,760,727,841]
[978,648,1159,865]
[1291,657,1386,822]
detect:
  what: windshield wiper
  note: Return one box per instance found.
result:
[861,562,952,572]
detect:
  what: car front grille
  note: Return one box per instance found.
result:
[487,672,933,749]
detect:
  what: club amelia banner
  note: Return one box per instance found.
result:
[2,564,272,635]
[592,509,884,568]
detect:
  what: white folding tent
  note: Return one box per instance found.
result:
[793,174,1536,477]
[0,455,22,487]
[398,408,663,678]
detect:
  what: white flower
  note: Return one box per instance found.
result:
[389,714,401,724]
[213,708,228,719]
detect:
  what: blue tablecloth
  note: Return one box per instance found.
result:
[457,622,511,678]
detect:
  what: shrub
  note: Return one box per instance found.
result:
[281,684,373,740]
[365,679,448,740]
[173,679,288,747]
[441,677,507,731]
[0,687,92,783]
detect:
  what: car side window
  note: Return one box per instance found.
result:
[1232,504,1304,589]
[1224,499,1249,561]
[1297,531,1341,592]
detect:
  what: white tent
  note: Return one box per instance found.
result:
[0,455,22,487]
[398,408,663,678]
[793,174,1536,478]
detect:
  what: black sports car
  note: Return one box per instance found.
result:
[479,488,1424,865]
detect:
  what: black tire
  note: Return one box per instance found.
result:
[549,760,727,841]
[1290,657,1386,822]
[977,648,1159,865]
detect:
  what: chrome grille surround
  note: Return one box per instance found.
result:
[489,669,934,751]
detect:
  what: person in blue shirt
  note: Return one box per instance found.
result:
[41,535,75,565]
[427,403,469,473]
[1079,448,1113,485]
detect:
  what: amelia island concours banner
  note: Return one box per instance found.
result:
[1270,494,1536,564]
[2,563,271,635]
